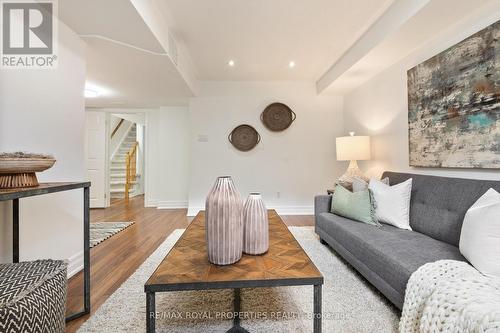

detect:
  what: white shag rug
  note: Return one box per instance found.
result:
[78,227,399,333]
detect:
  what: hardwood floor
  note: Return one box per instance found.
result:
[65,195,313,332]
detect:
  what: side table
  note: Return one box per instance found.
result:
[0,182,91,322]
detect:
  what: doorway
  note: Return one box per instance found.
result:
[84,110,146,208]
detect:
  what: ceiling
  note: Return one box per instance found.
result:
[83,37,193,108]
[57,0,499,107]
[58,0,164,54]
[323,0,498,94]
[58,0,194,108]
[158,0,393,81]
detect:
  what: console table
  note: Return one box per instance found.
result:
[0,182,91,321]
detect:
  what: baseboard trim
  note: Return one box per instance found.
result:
[144,199,158,207]
[67,251,83,278]
[272,206,314,215]
[157,201,189,209]
[186,206,314,217]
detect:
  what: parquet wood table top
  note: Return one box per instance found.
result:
[145,210,323,292]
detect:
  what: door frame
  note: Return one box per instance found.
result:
[84,110,111,208]
[102,108,147,204]
[104,112,111,207]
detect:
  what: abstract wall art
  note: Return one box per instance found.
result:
[408,20,500,169]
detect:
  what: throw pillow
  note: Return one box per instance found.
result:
[369,178,412,230]
[330,185,380,226]
[352,177,389,192]
[459,188,500,278]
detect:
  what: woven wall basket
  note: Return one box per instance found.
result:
[228,124,261,152]
[261,102,296,132]
[0,158,56,188]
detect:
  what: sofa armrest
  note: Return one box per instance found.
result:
[314,195,332,216]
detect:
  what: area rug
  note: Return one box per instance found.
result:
[78,227,399,332]
[90,222,135,248]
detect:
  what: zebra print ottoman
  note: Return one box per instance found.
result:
[0,260,67,333]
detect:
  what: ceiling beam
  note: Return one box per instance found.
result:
[130,0,199,96]
[316,0,430,94]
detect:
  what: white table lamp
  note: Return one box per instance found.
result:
[336,132,371,188]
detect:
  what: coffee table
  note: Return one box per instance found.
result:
[145,210,323,333]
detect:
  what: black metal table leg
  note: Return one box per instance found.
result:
[313,284,322,333]
[226,288,249,333]
[146,292,156,333]
[83,186,90,313]
[65,186,91,322]
[12,199,19,263]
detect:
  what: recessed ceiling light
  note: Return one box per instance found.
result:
[289,61,296,68]
[228,60,235,67]
[84,89,99,98]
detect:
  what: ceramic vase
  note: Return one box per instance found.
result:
[205,176,243,265]
[243,193,269,255]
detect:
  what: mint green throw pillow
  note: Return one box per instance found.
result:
[331,185,380,226]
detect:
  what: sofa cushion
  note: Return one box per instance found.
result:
[352,177,389,192]
[460,188,500,278]
[317,212,466,295]
[383,172,500,247]
[369,178,412,230]
[331,185,379,226]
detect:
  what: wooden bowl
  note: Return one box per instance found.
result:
[0,158,56,188]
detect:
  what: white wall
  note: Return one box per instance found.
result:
[343,11,500,181]
[0,22,86,276]
[187,81,344,216]
[145,107,191,208]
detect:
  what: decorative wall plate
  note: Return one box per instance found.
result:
[228,124,260,151]
[261,102,296,132]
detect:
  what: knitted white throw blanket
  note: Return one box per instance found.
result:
[399,260,500,333]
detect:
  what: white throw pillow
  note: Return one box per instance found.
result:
[459,188,500,278]
[368,178,412,230]
[352,177,389,192]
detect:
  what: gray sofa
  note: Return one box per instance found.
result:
[315,171,500,309]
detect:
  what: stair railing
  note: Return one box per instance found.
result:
[125,141,139,200]
[111,119,124,138]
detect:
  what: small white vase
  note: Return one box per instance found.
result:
[243,193,269,255]
[205,176,243,265]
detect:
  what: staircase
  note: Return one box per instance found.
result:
[110,124,139,199]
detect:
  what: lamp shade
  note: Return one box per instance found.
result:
[336,135,371,161]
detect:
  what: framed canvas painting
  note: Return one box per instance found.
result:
[408,20,500,169]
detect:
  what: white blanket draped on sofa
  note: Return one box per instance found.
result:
[399,260,500,333]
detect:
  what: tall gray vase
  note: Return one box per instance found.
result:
[205,176,243,265]
[243,193,269,255]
